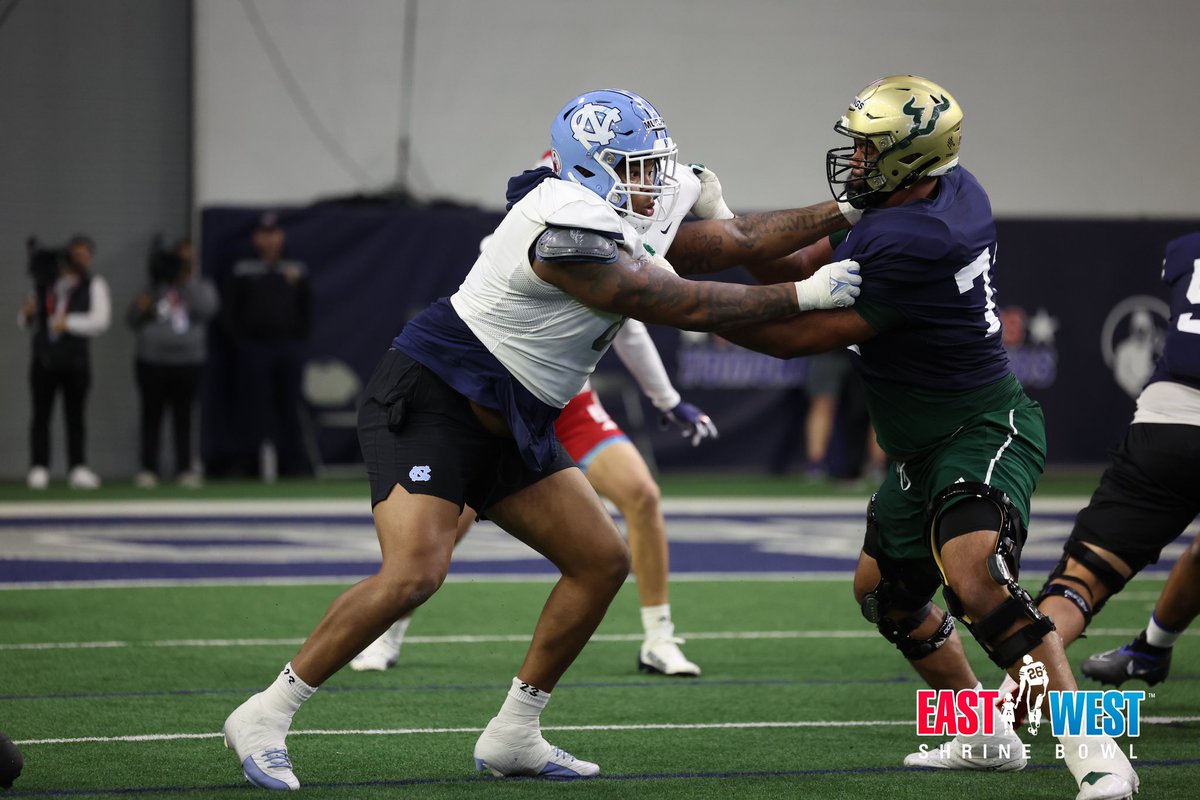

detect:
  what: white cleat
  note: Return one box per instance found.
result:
[223,694,299,791]
[903,728,1027,772]
[67,465,101,490]
[177,470,204,489]
[1075,773,1137,800]
[637,637,701,677]
[26,466,49,490]
[1063,735,1139,800]
[473,718,598,778]
[349,625,404,672]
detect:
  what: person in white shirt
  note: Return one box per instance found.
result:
[18,234,111,490]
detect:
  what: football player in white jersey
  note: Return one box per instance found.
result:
[350,153,731,678]
[223,88,862,790]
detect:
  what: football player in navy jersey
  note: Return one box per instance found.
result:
[222,87,863,790]
[720,76,1137,800]
[1013,232,1200,690]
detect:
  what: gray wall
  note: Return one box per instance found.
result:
[195,0,1200,217]
[0,0,191,480]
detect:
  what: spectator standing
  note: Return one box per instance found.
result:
[222,213,313,478]
[128,238,219,488]
[18,234,111,490]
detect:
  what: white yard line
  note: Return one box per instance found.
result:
[18,716,1200,746]
[0,572,854,591]
[0,627,1181,652]
[0,496,1099,518]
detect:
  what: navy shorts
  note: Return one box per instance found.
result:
[357,349,574,511]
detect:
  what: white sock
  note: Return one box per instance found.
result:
[495,677,550,727]
[641,604,674,640]
[386,615,413,647]
[1058,732,1129,784]
[981,682,1009,737]
[259,663,317,719]
[1146,613,1183,648]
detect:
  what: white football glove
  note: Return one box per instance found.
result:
[793,259,862,311]
[688,163,735,220]
[837,200,863,225]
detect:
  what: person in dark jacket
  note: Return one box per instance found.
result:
[221,213,313,477]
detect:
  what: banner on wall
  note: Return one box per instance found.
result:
[200,207,1198,475]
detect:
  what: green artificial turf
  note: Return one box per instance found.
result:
[1,579,1193,798]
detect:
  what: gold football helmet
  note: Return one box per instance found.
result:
[826,75,963,209]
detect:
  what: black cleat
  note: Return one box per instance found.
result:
[1080,632,1172,687]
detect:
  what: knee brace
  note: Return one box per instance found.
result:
[1035,537,1131,630]
[927,482,1025,583]
[928,482,1055,670]
[860,497,951,660]
[873,602,957,661]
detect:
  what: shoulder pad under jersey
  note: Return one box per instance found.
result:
[534,227,619,264]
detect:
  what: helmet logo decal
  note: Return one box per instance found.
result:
[570,104,622,150]
[901,96,951,140]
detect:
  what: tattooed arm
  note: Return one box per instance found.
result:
[719,308,877,358]
[741,238,835,285]
[665,200,848,276]
[532,250,800,332]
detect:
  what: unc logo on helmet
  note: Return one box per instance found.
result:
[827,75,963,209]
[550,89,680,234]
[571,104,622,151]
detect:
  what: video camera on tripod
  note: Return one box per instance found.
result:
[147,234,189,284]
[25,237,65,292]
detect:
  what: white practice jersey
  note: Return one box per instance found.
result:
[451,169,703,408]
[579,167,703,401]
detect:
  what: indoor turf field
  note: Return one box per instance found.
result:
[1,474,1196,798]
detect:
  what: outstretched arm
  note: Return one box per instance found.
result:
[532,240,859,332]
[718,308,876,358]
[666,200,848,276]
[741,237,836,285]
[612,320,718,445]
[534,250,798,332]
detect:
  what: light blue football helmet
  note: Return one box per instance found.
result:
[550,89,679,233]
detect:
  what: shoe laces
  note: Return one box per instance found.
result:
[550,746,575,763]
[260,748,293,771]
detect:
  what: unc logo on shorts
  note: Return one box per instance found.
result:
[408,465,431,482]
[571,103,621,149]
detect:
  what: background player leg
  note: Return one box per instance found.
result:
[1083,535,1200,686]
[473,467,630,778]
[224,485,461,790]
[586,440,700,676]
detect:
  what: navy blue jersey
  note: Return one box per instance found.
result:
[1149,232,1200,391]
[834,168,1011,390]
